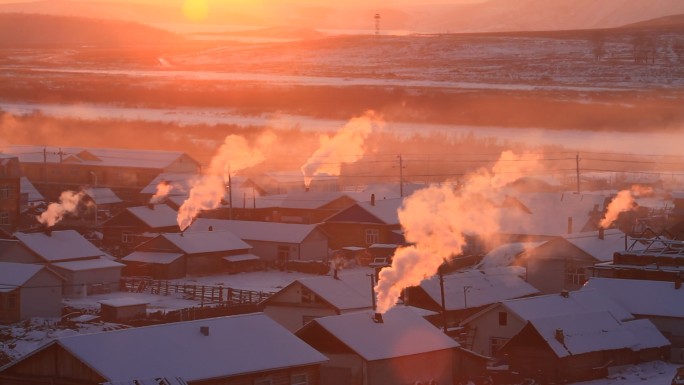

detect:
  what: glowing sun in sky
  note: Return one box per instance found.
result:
[183,0,209,22]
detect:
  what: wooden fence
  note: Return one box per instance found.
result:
[120,277,275,307]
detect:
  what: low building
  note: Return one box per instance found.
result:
[0,313,328,385]
[99,298,149,323]
[0,262,63,324]
[101,204,180,256]
[0,155,22,234]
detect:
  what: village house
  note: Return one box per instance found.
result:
[295,306,460,385]
[589,237,684,282]
[459,289,634,357]
[521,228,633,294]
[262,272,373,332]
[187,218,330,264]
[322,196,404,250]
[138,172,198,204]
[121,230,254,278]
[583,277,684,362]
[101,204,180,256]
[404,268,540,330]
[0,155,22,234]
[0,313,328,385]
[243,171,338,195]
[499,311,670,384]
[1,145,201,202]
[0,230,123,296]
[0,262,63,324]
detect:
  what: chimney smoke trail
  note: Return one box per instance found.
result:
[37,190,86,227]
[150,181,173,204]
[599,188,638,228]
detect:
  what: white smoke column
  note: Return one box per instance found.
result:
[37,190,85,227]
[150,181,173,204]
[599,189,636,228]
[300,111,381,188]
[375,151,545,314]
[177,131,276,230]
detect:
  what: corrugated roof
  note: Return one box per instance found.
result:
[126,205,179,229]
[14,230,105,262]
[300,307,459,361]
[188,219,319,244]
[53,313,328,382]
[162,231,251,254]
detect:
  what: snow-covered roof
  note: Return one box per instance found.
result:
[14,230,106,262]
[140,173,199,195]
[125,205,179,229]
[256,191,355,210]
[52,257,124,272]
[295,272,373,311]
[49,313,328,382]
[122,251,184,265]
[355,198,403,225]
[0,262,48,292]
[223,254,260,262]
[562,229,631,262]
[3,145,197,170]
[20,177,44,203]
[98,298,149,307]
[161,231,251,254]
[102,377,188,385]
[419,268,539,311]
[477,241,545,269]
[187,219,320,243]
[583,277,684,318]
[501,289,633,323]
[526,311,668,358]
[84,188,123,205]
[299,307,459,361]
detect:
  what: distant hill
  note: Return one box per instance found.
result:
[0,13,183,47]
[620,13,684,29]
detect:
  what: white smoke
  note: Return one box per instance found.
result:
[599,188,637,228]
[150,181,173,204]
[37,190,86,227]
[375,151,546,313]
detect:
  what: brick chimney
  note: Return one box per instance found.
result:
[371,194,375,206]
[598,227,605,240]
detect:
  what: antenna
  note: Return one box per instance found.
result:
[374,13,381,36]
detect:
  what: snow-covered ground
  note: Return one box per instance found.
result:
[571,361,679,385]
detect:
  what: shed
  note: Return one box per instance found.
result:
[99,297,149,323]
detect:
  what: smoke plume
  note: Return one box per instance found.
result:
[177,132,276,230]
[374,151,545,313]
[300,111,381,188]
[599,188,637,228]
[37,190,86,227]
[150,181,173,204]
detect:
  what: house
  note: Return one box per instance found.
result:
[187,218,329,263]
[322,196,404,249]
[262,272,373,332]
[0,155,22,234]
[2,145,201,202]
[83,187,125,221]
[229,191,357,224]
[101,204,180,256]
[589,237,684,282]
[521,228,632,294]
[19,177,44,208]
[243,171,338,195]
[404,268,539,330]
[0,313,328,385]
[583,277,684,362]
[122,230,254,278]
[499,311,670,383]
[295,306,460,385]
[138,172,198,204]
[459,289,633,357]
[0,230,123,296]
[0,262,63,324]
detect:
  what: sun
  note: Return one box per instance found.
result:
[183,0,209,22]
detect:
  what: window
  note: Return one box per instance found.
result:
[365,229,380,245]
[490,337,509,356]
[0,212,9,225]
[278,245,290,262]
[498,311,507,326]
[291,373,308,385]
[121,231,134,244]
[565,265,586,286]
[0,185,10,199]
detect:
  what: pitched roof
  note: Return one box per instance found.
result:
[524,311,668,358]
[583,277,684,318]
[161,231,251,254]
[356,198,402,225]
[477,241,546,269]
[0,262,51,292]
[256,191,355,210]
[122,251,184,265]
[52,257,124,271]
[187,219,320,243]
[20,177,45,203]
[14,230,105,262]
[85,188,123,205]
[298,307,459,361]
[139,173,199,195]
[45,314,328,382]
[295,272,373,311]
[419,269,539,311]
[125,205,179,229]
[562,229,631,262]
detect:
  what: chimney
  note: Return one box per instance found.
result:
[44,227,52,237]
[148,203,154,210]
[371,194,376,206]
[567,217,573,234]
[555,328,564,343]
[373,313,384,323]
[560,289,569,298]
[598,227,605,240]
[200,326,209,336]
[305,186,310,192]
[676,274,682,290]
[333,268,340,280]
[208,226,213,232]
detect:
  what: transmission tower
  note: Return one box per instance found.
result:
[374,13,381,35]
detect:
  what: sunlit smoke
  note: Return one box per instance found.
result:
[599,189,636,228]
[37,190,86,227]
[150,181,173,204]
[300,111,382,188]
[177,132,276,230]
[374,151,545,313]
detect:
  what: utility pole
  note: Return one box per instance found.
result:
[438,266,447,333]
[398,155,404,197]
[575,153,581,194]
[463,285,472,309]
[368,273,376,311]
[228,172,233,220]
[42,146,47,193]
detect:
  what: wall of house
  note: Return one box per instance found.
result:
[320,353,364,385]
[524,241,594,294]
[186,253,228,275]
[52,267,121,297]
[366,349,454,385]
[323,223,398,250]
[0,242,42,264]
[0,175,21,233]
[0,290,20,324]
[464,305,526,357]
[101,304,147,322]
[20,270,62,320]
[247,241,296,262]
[300,231,329,261]
[263,304,338,333]
[191,364,320,385]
